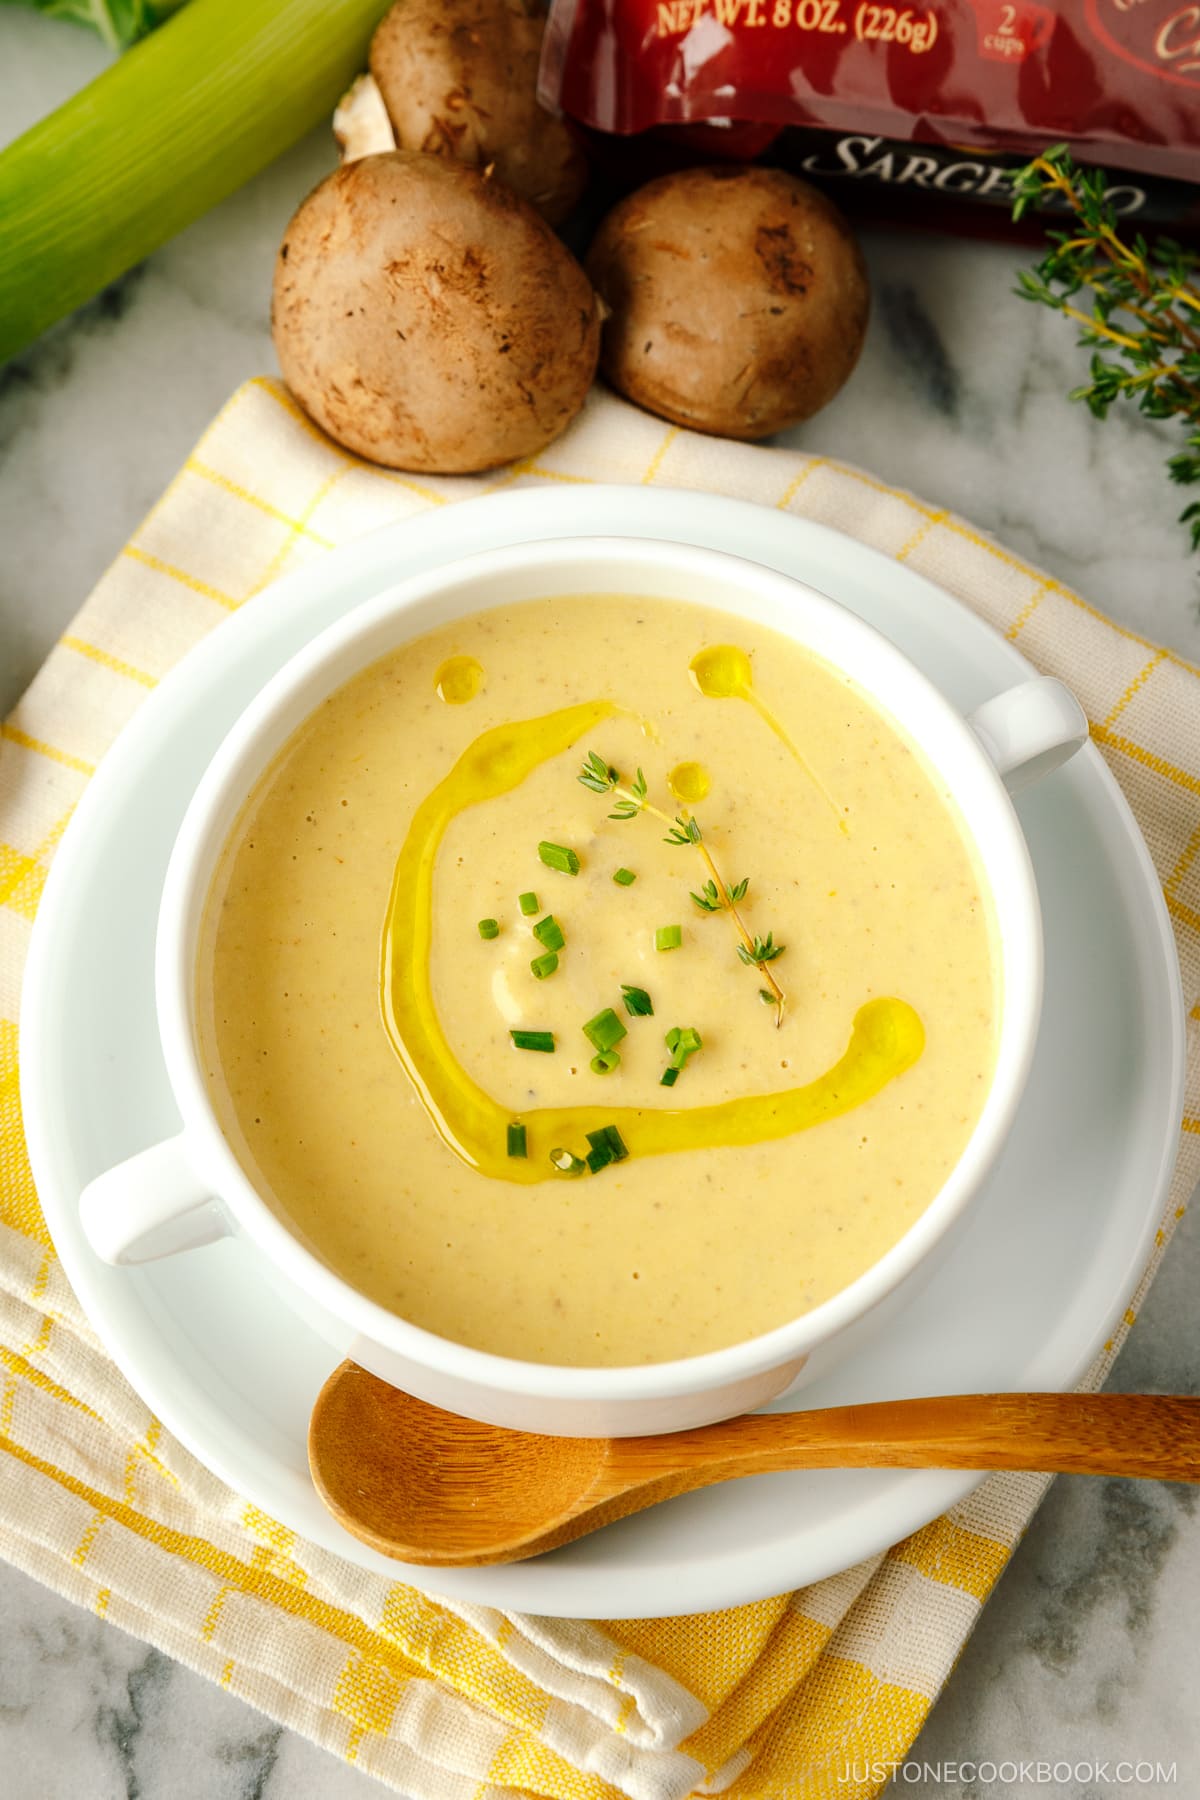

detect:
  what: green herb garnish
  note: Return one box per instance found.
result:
[613,867,637,886]
[549,1147,587,1178]
[583,1007,627,1053]
[506,1123,527,1158]
[583,1125,630,1171]
[533,915,565,952]
[621,984,653,1017]
[580,753,645,815]
[655,924,682,952]
[665,1025,702,1071]
[590,1049,621,1075]
[692,876,748,912]
[1012,145,1200,572]
[539,841,580,876]
[590,1124,629,1162]
[661,1025,702,1085]
[510,1029,554,1052]
[578,750,787,1024]
[737,933,785,969]
[477,918,500,940]
[519,891,539,916]
[664,815,702,847]
[530,951,559,980]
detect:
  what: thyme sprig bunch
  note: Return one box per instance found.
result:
[1011,145,1200,566]
[578,751,787,1024]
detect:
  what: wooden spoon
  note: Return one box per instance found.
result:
[308,1362,1200,1567]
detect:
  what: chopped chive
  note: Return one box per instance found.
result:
[518,891,539,916]
[660,1065,680,1087]
[586,1141,614,1173]
[589,1125,629,1163]
[530,951,559,980]
[550,1147,587,1178]
[590,1049,621,1075]
[539,841,580,876]
[506,1123,527,1158]
[583,1007,627,1053]
[533,914,565,952]
[621,984,653,1017]
[655,924,682,951]
[613,867,637,886]
[477,918,500,940]
[759,989,776,1005]
[666,1025,702,1070]
[510,1029,555,1052]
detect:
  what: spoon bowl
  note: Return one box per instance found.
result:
[310,1364,612,1563]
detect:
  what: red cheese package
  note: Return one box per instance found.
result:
[540,0,1200,234]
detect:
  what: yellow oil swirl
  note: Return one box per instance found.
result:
[434,654,484,704]
[668,760,711,804]
[381,701,923,1184]
[689,645,845,828]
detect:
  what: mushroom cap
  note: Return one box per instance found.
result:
[586,166,870,440]
[272,152,601,473]
[369,0,587,226]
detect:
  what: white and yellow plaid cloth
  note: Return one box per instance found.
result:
[1,380,1197,1799]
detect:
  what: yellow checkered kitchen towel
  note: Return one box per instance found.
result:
[1,378,1198,1800]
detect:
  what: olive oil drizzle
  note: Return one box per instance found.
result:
[381,699,924,1183]
[689,645,846,828]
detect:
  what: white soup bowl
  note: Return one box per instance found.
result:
[78,536,1088,1436]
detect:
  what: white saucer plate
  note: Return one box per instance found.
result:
[20,487,1184,1617]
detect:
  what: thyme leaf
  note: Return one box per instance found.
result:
[577,750,788,1024]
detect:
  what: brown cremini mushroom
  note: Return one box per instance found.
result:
[586,166,871,440]
[272,153,600,473]
[368,0,587,226]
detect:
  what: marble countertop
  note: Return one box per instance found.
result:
[2,11,1198,1799]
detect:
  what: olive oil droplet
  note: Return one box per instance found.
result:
[689,642,845,828]
[689,645,752,698]
[668,760,711,803]
[434,655,484,705]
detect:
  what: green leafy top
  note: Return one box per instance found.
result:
[18,0,188,50]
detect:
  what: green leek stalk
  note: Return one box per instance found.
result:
[0,0,391,364]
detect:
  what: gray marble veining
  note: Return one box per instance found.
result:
[0,1561,379,1798]
[1,8,1198,1798]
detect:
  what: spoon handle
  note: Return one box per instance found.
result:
[629,1392,1200,1484]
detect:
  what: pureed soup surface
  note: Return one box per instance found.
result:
[198,595,998,1366]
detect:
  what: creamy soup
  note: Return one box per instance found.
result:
[197,595,997,1366]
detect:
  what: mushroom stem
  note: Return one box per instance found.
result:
[333,73,397,162]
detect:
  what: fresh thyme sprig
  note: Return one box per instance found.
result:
[578,751,787,1023]
[1011,144,1200,568]
[737,932,785,968]
[692,876,749,911]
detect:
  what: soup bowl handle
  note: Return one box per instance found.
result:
[79,1133,231,1265]
[966,677,1089,793]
